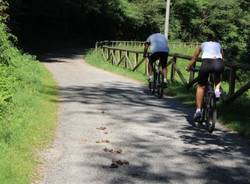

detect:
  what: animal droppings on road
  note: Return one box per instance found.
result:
[103,147,123,154]
[96,140,110,144]
[96,127,107,130]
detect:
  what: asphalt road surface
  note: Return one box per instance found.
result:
[39,49,250,184]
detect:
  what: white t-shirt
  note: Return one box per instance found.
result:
[146,33,169,54]
[201,41,223,59]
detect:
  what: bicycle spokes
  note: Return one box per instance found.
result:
[148,64,165,98]
[156,72,164,98]
[205,95,216,133]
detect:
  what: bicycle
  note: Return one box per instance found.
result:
[147,57,165,98]
[191,68,218,133]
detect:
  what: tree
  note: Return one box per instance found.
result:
[5,0,250,65]
[0,0,8,23]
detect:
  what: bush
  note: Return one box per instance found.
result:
[0,22,57,183]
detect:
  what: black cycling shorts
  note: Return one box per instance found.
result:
[149,52,168,68]
[198,59,224,85]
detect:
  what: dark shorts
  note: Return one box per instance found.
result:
[198,59,224,85]
[149,52,168,68]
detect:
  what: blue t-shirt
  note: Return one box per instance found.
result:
[146,33,169,54]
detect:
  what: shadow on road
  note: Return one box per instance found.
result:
[43,80,250,184]
[38,48,87,62]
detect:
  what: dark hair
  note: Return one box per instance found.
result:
[154,26,160,33]
[148,26,160,35]
[206,32,220,42]
[207,33,215,41]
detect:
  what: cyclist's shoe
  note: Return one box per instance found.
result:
[163,78,168,87]
[214,89,221,98]
[148,75,154,83]
[193,111,202,121]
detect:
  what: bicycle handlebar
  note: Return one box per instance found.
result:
[186,67,200,72]
[143,53,150,58]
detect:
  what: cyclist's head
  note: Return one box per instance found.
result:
[206,32,219,42]
[149,26,161,35]
[154,26,161,33]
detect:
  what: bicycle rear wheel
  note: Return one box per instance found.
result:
[156,72,164,98]
[205,95,217,133]
[148,67,156,94]
[148,80,154,94]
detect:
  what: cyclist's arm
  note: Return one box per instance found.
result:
[144,42,150,58]
[188,46,201,69]
[221,48,224,61]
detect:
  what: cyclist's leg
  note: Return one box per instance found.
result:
[148,53,158,80]
[197,61,210,108]
[194,60,209,118]
[213,59,224,94]
[159,52,168,83]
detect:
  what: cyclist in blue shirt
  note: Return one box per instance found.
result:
[144,32,169,85]
[187,37,224,120]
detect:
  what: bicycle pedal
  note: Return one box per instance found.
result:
[193,120,202,127]
[215,97,220,102]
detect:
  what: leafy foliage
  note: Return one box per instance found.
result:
[0,22,38,142]
[0,21,57,183]
[7,0,250,63]
[0,0,8,23]
[171,0,250,63]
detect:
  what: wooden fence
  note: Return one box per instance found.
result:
[96,41,145,48]
[96,41,200,49]
[96,41,250,104]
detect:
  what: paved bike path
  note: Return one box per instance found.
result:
[39,49,250,184]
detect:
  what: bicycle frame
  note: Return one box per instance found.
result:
[148,58,164,98]
[201,73,217,133]
[204,74,215,104]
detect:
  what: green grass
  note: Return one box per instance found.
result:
[85,49,147,83]
[85,48,250,138]
[219,97,250,137]
[0,62,57,184]
[0,23,58,184]
[111,42,196,55]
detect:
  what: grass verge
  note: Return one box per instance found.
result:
[85,49,250,138]
[85,49,147,83]
[0,22,57,184]
[0,62,57,184]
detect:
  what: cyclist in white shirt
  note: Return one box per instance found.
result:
[187,38,224,119]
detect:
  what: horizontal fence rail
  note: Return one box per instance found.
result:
[96,41,200,49]
[96,41,250,104]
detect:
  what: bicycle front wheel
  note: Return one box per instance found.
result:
[148,80,154,94]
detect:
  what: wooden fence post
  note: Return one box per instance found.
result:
[229,68,236,96]
[101,47,105,60]
[95,42,99,49]
[102,47,105,57]
[125,51,128,68]
[107,48,111,61]
[189,62,196,84]
[135,53,139,68]
[111,50,114,65]
[106,47,108,59]
[127,51,130,69]
[171,56,177,82]
[119,50,122,63]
